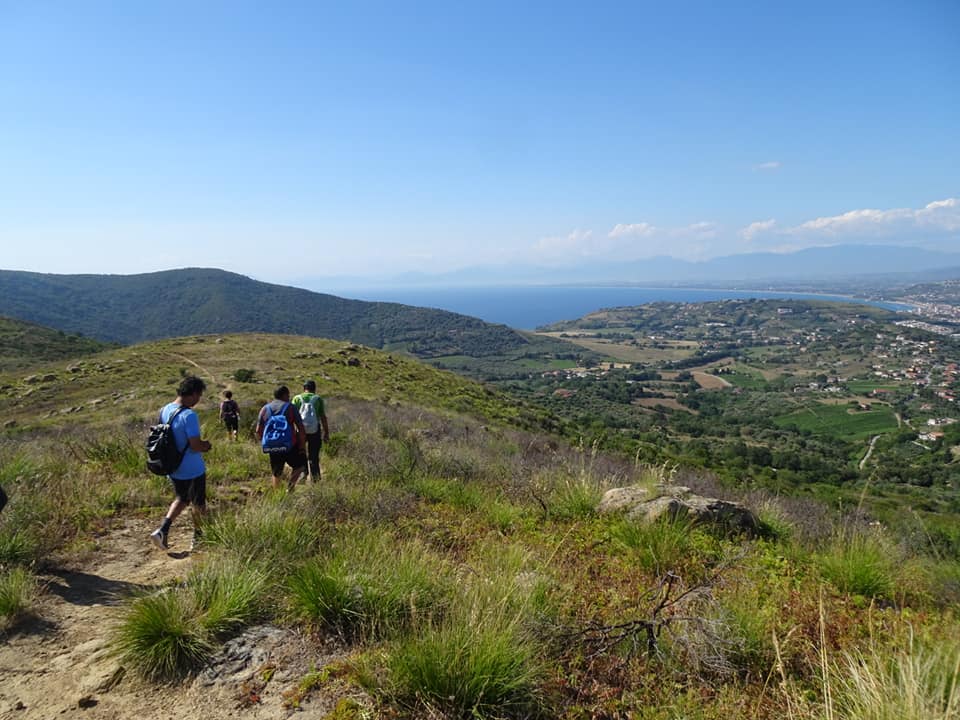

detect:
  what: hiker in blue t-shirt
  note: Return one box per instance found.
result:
[150,376,212,552]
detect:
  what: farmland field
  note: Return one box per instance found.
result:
[774,401,898,440]
[845,379,903,394]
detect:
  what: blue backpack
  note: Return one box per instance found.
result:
[261,402,294,453]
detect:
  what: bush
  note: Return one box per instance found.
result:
[233,368,256,382]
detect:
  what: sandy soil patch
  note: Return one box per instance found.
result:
[0,520,358,720]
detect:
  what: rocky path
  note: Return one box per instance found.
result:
[0,521,350,720]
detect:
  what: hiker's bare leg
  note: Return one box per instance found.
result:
[288,466,304,492]
[164,497,187,522]
[191,503,207,531]
[272,475,283,490]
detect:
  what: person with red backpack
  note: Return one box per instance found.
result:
[255,385,307,492]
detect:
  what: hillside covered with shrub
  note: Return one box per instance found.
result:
[0,268,584,371]
[1,334,959,719]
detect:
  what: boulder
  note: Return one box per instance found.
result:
[598,486,651,513]
[599,484,759,535]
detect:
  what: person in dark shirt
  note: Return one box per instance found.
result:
[255,385,307,492]
[219,390,240,441]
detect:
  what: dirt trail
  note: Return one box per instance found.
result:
[169,353,219,387]
[0,521,342,720]
[859,435,880,470]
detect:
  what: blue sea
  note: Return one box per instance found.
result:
[340,286,911,331]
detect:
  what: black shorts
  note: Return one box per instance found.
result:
[223,415,239,431]
[171,474,206,507]
[269,450,306,476]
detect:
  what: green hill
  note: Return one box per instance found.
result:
[0,332,564,437]
[1,332,959,719]
[0,315,117,372]
[0,268,584,374]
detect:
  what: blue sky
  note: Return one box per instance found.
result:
[1,0,957,284]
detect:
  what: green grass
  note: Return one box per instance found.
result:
[723,366,768,390]
[112,559,269,681]
[821,637,960,720]
[386,611,544,719]
[774,402,898,440]
[202,499,323,568]
[112,590,213,681]
[609,515,702,576]
[0,567,37,626]
[384,551,548,719]
[845,379,902,395]
[818,529,898,599]
[287,528,451,640]
[190,558,269,636]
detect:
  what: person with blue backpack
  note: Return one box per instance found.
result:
[255,385,307,492]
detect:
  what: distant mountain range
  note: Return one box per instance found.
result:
[307,245,960,290]
[0,268,546,361]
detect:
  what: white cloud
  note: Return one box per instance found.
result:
[609,222,656,238]
[753,161,782,171]
[740,219,777,241]
[534,228,596,254]
[792,197,960,237]
[674,221,718,239]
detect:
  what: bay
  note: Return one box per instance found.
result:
[340,286,911,331]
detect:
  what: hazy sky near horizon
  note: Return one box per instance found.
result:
[1,1,958,284]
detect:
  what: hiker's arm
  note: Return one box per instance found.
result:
[185,413,211,452]
[291,409,307,449]
[188,436,211,453]
[254,409,266,439]
[321,414,330,443]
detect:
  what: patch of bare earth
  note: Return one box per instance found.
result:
[0,520,358,720]
[691,371,730,389]
[633,397,696,413]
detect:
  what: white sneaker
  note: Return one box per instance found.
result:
[150,528,168,550]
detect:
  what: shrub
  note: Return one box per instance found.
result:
[233,368,256,382]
